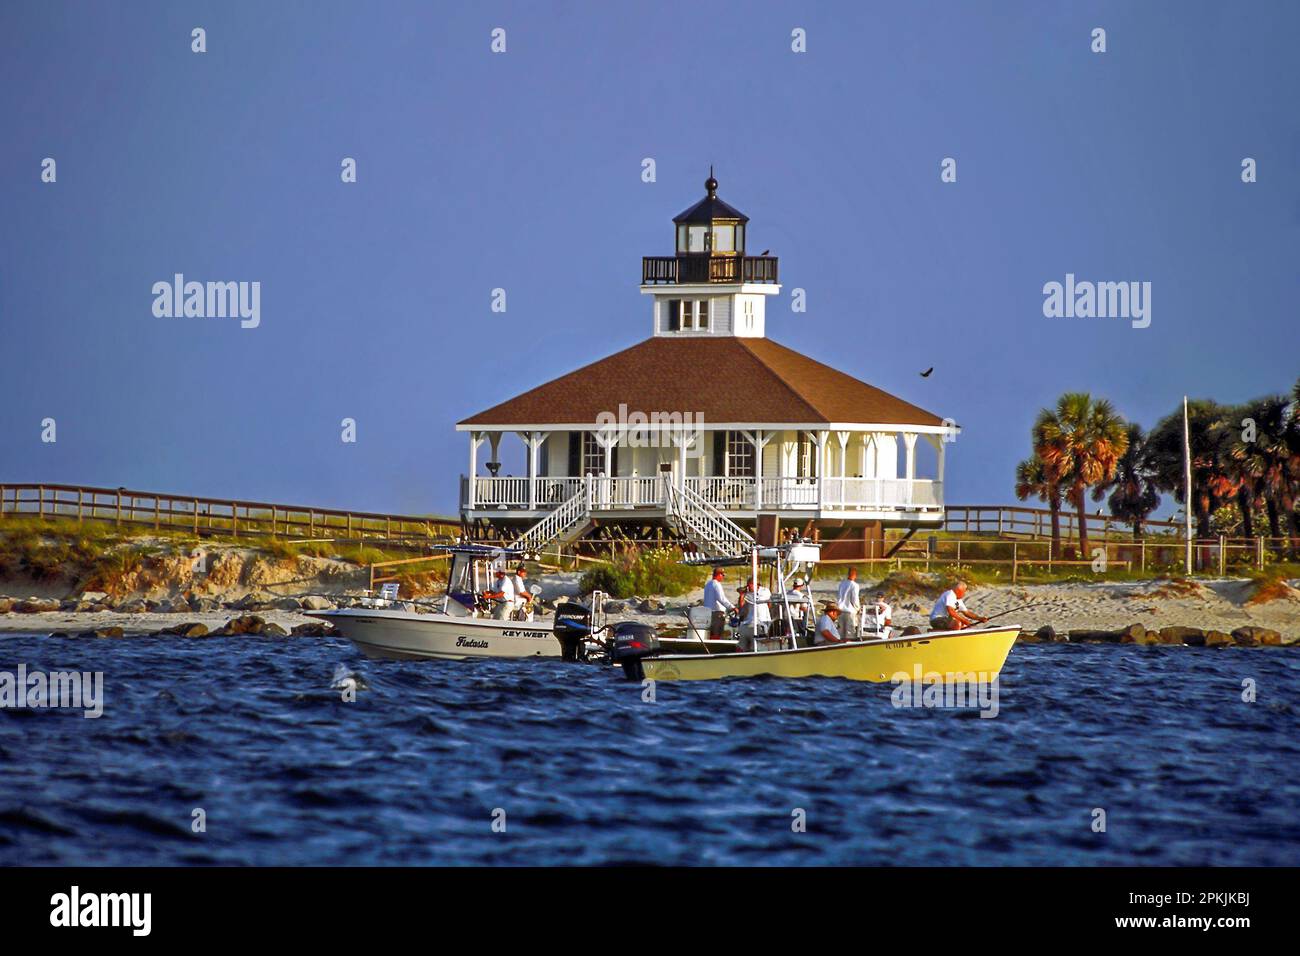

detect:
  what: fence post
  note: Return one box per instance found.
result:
[1140,538,1145,574]
[154,497,160,530]
[37,485,44,519]
[193,499,199,535]
[232,502,239,539]
[1256,536,1263,570]
[116,490,122,526]
[956,540,961,568]
[77,490,83,523]
[309,510,315,538]
[1012,541,1018,582]
[1218,535,1226,576]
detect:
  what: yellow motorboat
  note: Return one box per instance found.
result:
[597,540,1018,684]
[635,625,1020,683]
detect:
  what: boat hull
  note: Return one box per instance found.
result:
[637,626,1019,682]
[310,608,561,661]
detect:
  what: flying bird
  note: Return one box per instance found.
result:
[760,249,770,256]
[920,367,934,378]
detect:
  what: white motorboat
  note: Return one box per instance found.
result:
[307,544,558,661]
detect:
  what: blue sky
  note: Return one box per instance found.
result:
[2,1,1297,516]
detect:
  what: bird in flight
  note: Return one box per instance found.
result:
[920,367,934,378]
[759,249,770,256]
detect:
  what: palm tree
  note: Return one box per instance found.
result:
[1015,455,1063,557]
[1144,399,1236,540]
[1227,395,1292,539]
[1034,393,1130,559]
[1100,423,1160,538]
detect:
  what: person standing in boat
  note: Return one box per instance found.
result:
[702,567,735,638]
[815,602,844,644]
[510,563,534,621]
[483,567,516,620]
[929,581,987,631]
[789,576,811,636]
[836,567,862,640]
[738,575,772,646]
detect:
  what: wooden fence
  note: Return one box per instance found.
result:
[944,504,1183,540]
[0,482,460,548]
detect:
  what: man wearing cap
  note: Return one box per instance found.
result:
[702,567,735,638]
[483,567,516,620]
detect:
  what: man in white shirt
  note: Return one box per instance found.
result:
[510,564,534,620]
[815,604,843,645]
[739,576,772,640]
[702,567,735,637]
[929,581,987,631]
[836,567,861,640]
[484,567,516,620]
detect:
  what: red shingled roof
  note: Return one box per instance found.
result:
[458,337,945,427]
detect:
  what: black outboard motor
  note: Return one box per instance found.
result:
[610,621,661,681]
[552,601,593,662]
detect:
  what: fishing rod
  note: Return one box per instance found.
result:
[978,602,1056,624]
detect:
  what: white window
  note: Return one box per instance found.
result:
[676,299,710,331]
[581,432,605,476]
[725,431,755,477]
[742,299,755,330]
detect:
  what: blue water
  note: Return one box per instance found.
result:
[1,633,1297,865]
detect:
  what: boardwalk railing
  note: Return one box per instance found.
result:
[944,504,1183,540]
[0,482,460,547]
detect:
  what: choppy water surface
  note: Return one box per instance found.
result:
[1,633,1297,865]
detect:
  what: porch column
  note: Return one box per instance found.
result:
[467,432,486,509]
[835,431,850,509]
[595,425,618,507]
[903,432,918,506]
[523,432,549,510]
[815,431,828,510]
[744,430,771,510]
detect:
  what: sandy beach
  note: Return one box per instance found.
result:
[2,573,1297,644]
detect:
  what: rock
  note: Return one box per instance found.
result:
[78,591,109,604]
[1232,626,1280,647]
[1158,626,1205,646]
[159,621,209,638]
[80,626,125,639]
[604,601,627,613]
[1205,630,1233,647]
[188,596,220,612]
[291,622,334,637]
[59,599,79,612]
[237,590,279,611]
[221,614,266,636]
[262,623,289,637]
[1016,629,1039,643]
[1068,629,1122,643]
[638,598,663,613]
[271,597,303,611]
[1119,623,1158,645]
[115,599,147,614]
[0,598,13,613]
[14,598,61,613]
[1034,625,1058,643]
[300,595,335,611]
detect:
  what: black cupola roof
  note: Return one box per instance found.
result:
[672,169,749,224]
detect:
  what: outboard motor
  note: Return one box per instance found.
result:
[610,621,660,681]
[552,601,593,662]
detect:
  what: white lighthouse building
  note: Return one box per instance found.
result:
[457,173,954,559]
